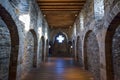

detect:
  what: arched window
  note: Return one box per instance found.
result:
[56,35,65,43]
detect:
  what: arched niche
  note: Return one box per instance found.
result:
[76,36,83,66]
[0,4,19,80]
[68,41,72,57]
[29,29,38,68]
[48,41,53,57]
[22,31,35,78]
[76,36,80,62]
[105,13,120,80]
[41,36,45,62]
[84,30,100,80]
[72,40,75,58]
[45,39,49,59]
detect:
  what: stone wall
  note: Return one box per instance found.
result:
[112,25,120,80]
[0,0,49,80]
[0,17,11,80]
[53,40,68,57]
[73,0,120,80]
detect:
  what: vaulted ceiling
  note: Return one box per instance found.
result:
[37,0,86,28]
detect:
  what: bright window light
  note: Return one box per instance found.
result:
[38,27,42,37]
[71,46,73,48]
[19,14,30,31]
[45,32,48,39]
[56,35,65,43]
[94,0,104,20]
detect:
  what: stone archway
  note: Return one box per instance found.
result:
[0,5,19,80]
[105,13,120,80]
[84,30,100,80]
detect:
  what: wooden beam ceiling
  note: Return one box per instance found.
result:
[37,0,86,28]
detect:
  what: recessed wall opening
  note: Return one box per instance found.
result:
[0,4,19,80]
[22,31,34,79]
[84,30,100,80]
[105,13,120,80]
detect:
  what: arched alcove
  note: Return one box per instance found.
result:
[22,31,34,78]
[41,36,45,62]
[0,4,19,80]
[76,36,83,66]
[76,36,80,62]
[68,41,72,57]
[52,32,69,57]
[72,40,75,58]
[105,13,120,80]
[29,29,38,68]
[48,41,53,57]
[45,39,49,59]
[84,30,100,80]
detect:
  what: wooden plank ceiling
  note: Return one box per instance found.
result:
[37,0,86,28]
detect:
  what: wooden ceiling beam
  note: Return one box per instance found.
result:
[40,7,82,9]
[38,3,84,6]
[37,1,85,3]
[40,9,81,11]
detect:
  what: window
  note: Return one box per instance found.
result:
[56,35,65,43]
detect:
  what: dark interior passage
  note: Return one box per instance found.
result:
[22,57,93,80]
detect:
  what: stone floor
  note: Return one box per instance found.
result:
[22,57,94,80]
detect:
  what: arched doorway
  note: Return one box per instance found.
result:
[84,30,100,80]
[105,13,120,80]
[53,32,68,57]
[0,5,19,80]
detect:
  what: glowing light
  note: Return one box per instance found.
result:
[49,45,51,48]
[80,14,84,31]
[19,14,30,31]
[71,46,73,48]
[74,24,76,36]
[57,35,64,43]
[45,32,48,39]
[38,27,42,37]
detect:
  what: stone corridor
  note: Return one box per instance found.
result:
[1,0,120,80]
[22,57,93,80]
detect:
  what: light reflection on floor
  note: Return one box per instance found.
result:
[22,57,94,80]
